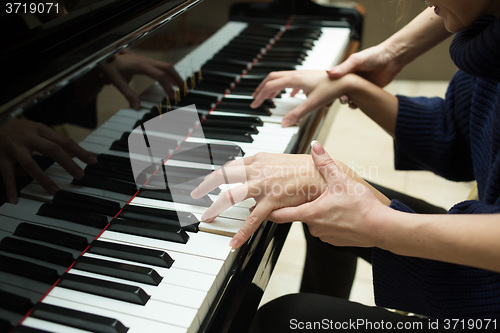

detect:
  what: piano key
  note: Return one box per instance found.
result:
[80,252,214,293]
[88,240,174,268]
[66,268,206,310]
[74,256,162,286]
[0,254,59,285]
[138,188,212,207]
[108,218,189,244]
[0,237,75,267]
[0,290,32,315]
[0,282,44,304]
[1,199,105,237]
[16,319,95,333]
[0,309,23,330]
[0,271,53,296]
[13,223,89,251]
[119,204,200,232]
[37,203,109,229]
[72,175,138,196]
[30,303,128,333]
[52,190,122,217]
[59,273,149,305]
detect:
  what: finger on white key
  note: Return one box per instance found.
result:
[201,184,249,222]
[229,199,275,249]
[191,160,247,199]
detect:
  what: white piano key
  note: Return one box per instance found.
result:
[21,317,95,333]
[80,252,216,292]
[130,196,250,221]
[100,229,233,261]
[40,296,191,333]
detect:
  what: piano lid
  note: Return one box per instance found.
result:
[0,0,203,118]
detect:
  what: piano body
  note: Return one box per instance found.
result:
[0,0,363,332]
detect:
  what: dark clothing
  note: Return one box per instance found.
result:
[374,16,500,318]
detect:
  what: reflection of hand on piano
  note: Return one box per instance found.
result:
[99,50,185,110]
[191,152,327,249]
[0,118,97,204]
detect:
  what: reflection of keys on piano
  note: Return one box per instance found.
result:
[1,15,352,333]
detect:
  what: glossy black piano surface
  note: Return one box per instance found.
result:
[0,1,363,332]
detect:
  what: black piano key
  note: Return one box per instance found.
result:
[60,273,149,306]
[0,254,59,285]
[0,290,32,315]
[0,271,52,296]
[199,127,253,143]
[72,175,138,196]
[0,237,75,267]
[0,282,44,304]
[214,103,271,116]
[31,303,128,333]
[74,256,162,286]
[89,240,174,268]
[0,309,22,329]
[138,186,212,208]
[14,223,89,251]
[120,204,200,232]
[0,318,11,333]
[37,203,108,229]
[203,113,263,126]
[109,218,189,244]
[52,191,122,217]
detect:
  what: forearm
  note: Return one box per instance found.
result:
[343,75,399,136]
[383,7,452,68]
[372,207,500,273]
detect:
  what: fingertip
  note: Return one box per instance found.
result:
[310,140,325,155]
[229,237,240,250]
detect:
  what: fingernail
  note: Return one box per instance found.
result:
[339,96,348,104]
[229,238,240,249]
[311,140,325,155]
[282,119,292,127]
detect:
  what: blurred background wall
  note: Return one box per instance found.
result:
[354,0,457,81]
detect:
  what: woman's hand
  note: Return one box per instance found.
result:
[251,70,336,126]
[0,118,97,204]
[100,50,185,110]
[268,141,391,247]
[251,70,361,127]
[191,152,327,248]
[327,44,403,109]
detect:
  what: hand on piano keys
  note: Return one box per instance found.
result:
[191,152,327,249]
[0,118,98,204]
[191,143,391,249]
[250,69,358,127]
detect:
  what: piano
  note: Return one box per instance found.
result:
[0,0,363,332]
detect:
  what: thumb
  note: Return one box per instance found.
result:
[267,203,312,223]
[282,101,314,127]
[326,58,357,79]
[310,140,342,188]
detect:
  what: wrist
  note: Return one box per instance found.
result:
[365,203,403,250]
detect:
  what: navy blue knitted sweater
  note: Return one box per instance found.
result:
[372,16,500,319]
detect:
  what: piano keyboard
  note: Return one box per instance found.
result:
[0,18,351,333]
